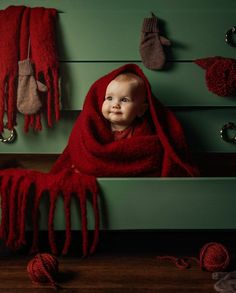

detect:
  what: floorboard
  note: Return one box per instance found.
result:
[1,231,233,292]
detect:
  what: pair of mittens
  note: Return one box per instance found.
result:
[213,271,236,292]
[139,12,171,70]
[17,59,47,115]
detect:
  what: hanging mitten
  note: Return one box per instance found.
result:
[17,59,47,115]
[139,12,171,70]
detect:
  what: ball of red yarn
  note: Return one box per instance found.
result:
[199,242,230,272]
[27,253,59,288]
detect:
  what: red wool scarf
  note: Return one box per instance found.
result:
[0,64,199,256]
[0,6,59,132]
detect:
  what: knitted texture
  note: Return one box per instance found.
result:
[0,6,59,132]
[0,63,198,255]
[27,253,59,288]
[0,6,25,132]
[17,59,47,115]
[195,56,236,97]
[199,242,230,272]
[139,12,171,70]
[156,242,230,272]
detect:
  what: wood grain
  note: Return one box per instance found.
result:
[0,253,215,292]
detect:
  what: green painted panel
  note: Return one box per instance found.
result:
[0,0,235,60]
[176,108,236,153]
[0,111,78,154]
[60,62,236,109]
[1,109,236,154]
[37,178,236,230]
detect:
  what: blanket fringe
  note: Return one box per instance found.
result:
[0,170,99,256]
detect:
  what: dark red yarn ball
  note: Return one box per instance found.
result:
[27,253,59,288]
[199,242,230,272]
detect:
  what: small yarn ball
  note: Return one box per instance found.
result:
[199,242,230,272]
[27,253,59,288]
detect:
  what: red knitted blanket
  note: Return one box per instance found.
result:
[0,6,59,132]
[0,64,198,255]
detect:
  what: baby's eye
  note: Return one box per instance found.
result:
[121,97,130,102]
[106,96,113,101]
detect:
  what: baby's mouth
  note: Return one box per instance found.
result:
[111,111,122,114]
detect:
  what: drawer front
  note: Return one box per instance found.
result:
[36,178,236,230]
[61,63,236,109]
[1,0,235,61]
[1,109,236,154]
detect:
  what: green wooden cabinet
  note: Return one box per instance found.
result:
[0,0,236,230]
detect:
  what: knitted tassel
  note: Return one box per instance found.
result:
[6,74,17,130]
[90,189,100,254]
[77,186,88,257]
[30,186,44,254]
[18,179,32,246]
[52,69,60,122]
[0,78,5,132]
[83,176,100,255]
[48,190,58,255]
[7,175,24,248]
[0,174,11,240]
[62,193,72,255]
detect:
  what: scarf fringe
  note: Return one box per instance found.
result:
[0,170,99,256]
[0,77,5,132]
[23,68,60,132]
[0,73,18,131]
[44,69,60,128]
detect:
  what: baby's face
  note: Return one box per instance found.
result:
[102,79,147,131]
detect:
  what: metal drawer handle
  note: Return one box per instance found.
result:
[220,122,236,143]
[0,126,17,144]
[225,26,236,47]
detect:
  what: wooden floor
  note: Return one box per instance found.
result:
[1,231,234,292]
[0,253,215,293]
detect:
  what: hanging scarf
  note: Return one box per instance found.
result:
[0,5,59,132]
[0,64,199,256]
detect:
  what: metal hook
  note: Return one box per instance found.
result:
[220,122,236,143]
[0,126,17,144]
[225,26,236,47]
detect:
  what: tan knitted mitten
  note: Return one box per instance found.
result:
[17,59,47,115]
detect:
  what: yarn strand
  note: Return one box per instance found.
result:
[156,242,230,272]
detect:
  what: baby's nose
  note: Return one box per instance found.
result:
[112,103,121,109]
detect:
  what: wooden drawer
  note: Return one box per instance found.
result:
[36,178,236,230]
[60,63,236,109]
[1,109,236,154]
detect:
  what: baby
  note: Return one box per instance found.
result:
[101,73,149,140]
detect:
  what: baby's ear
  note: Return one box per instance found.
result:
[137,103,149,117]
